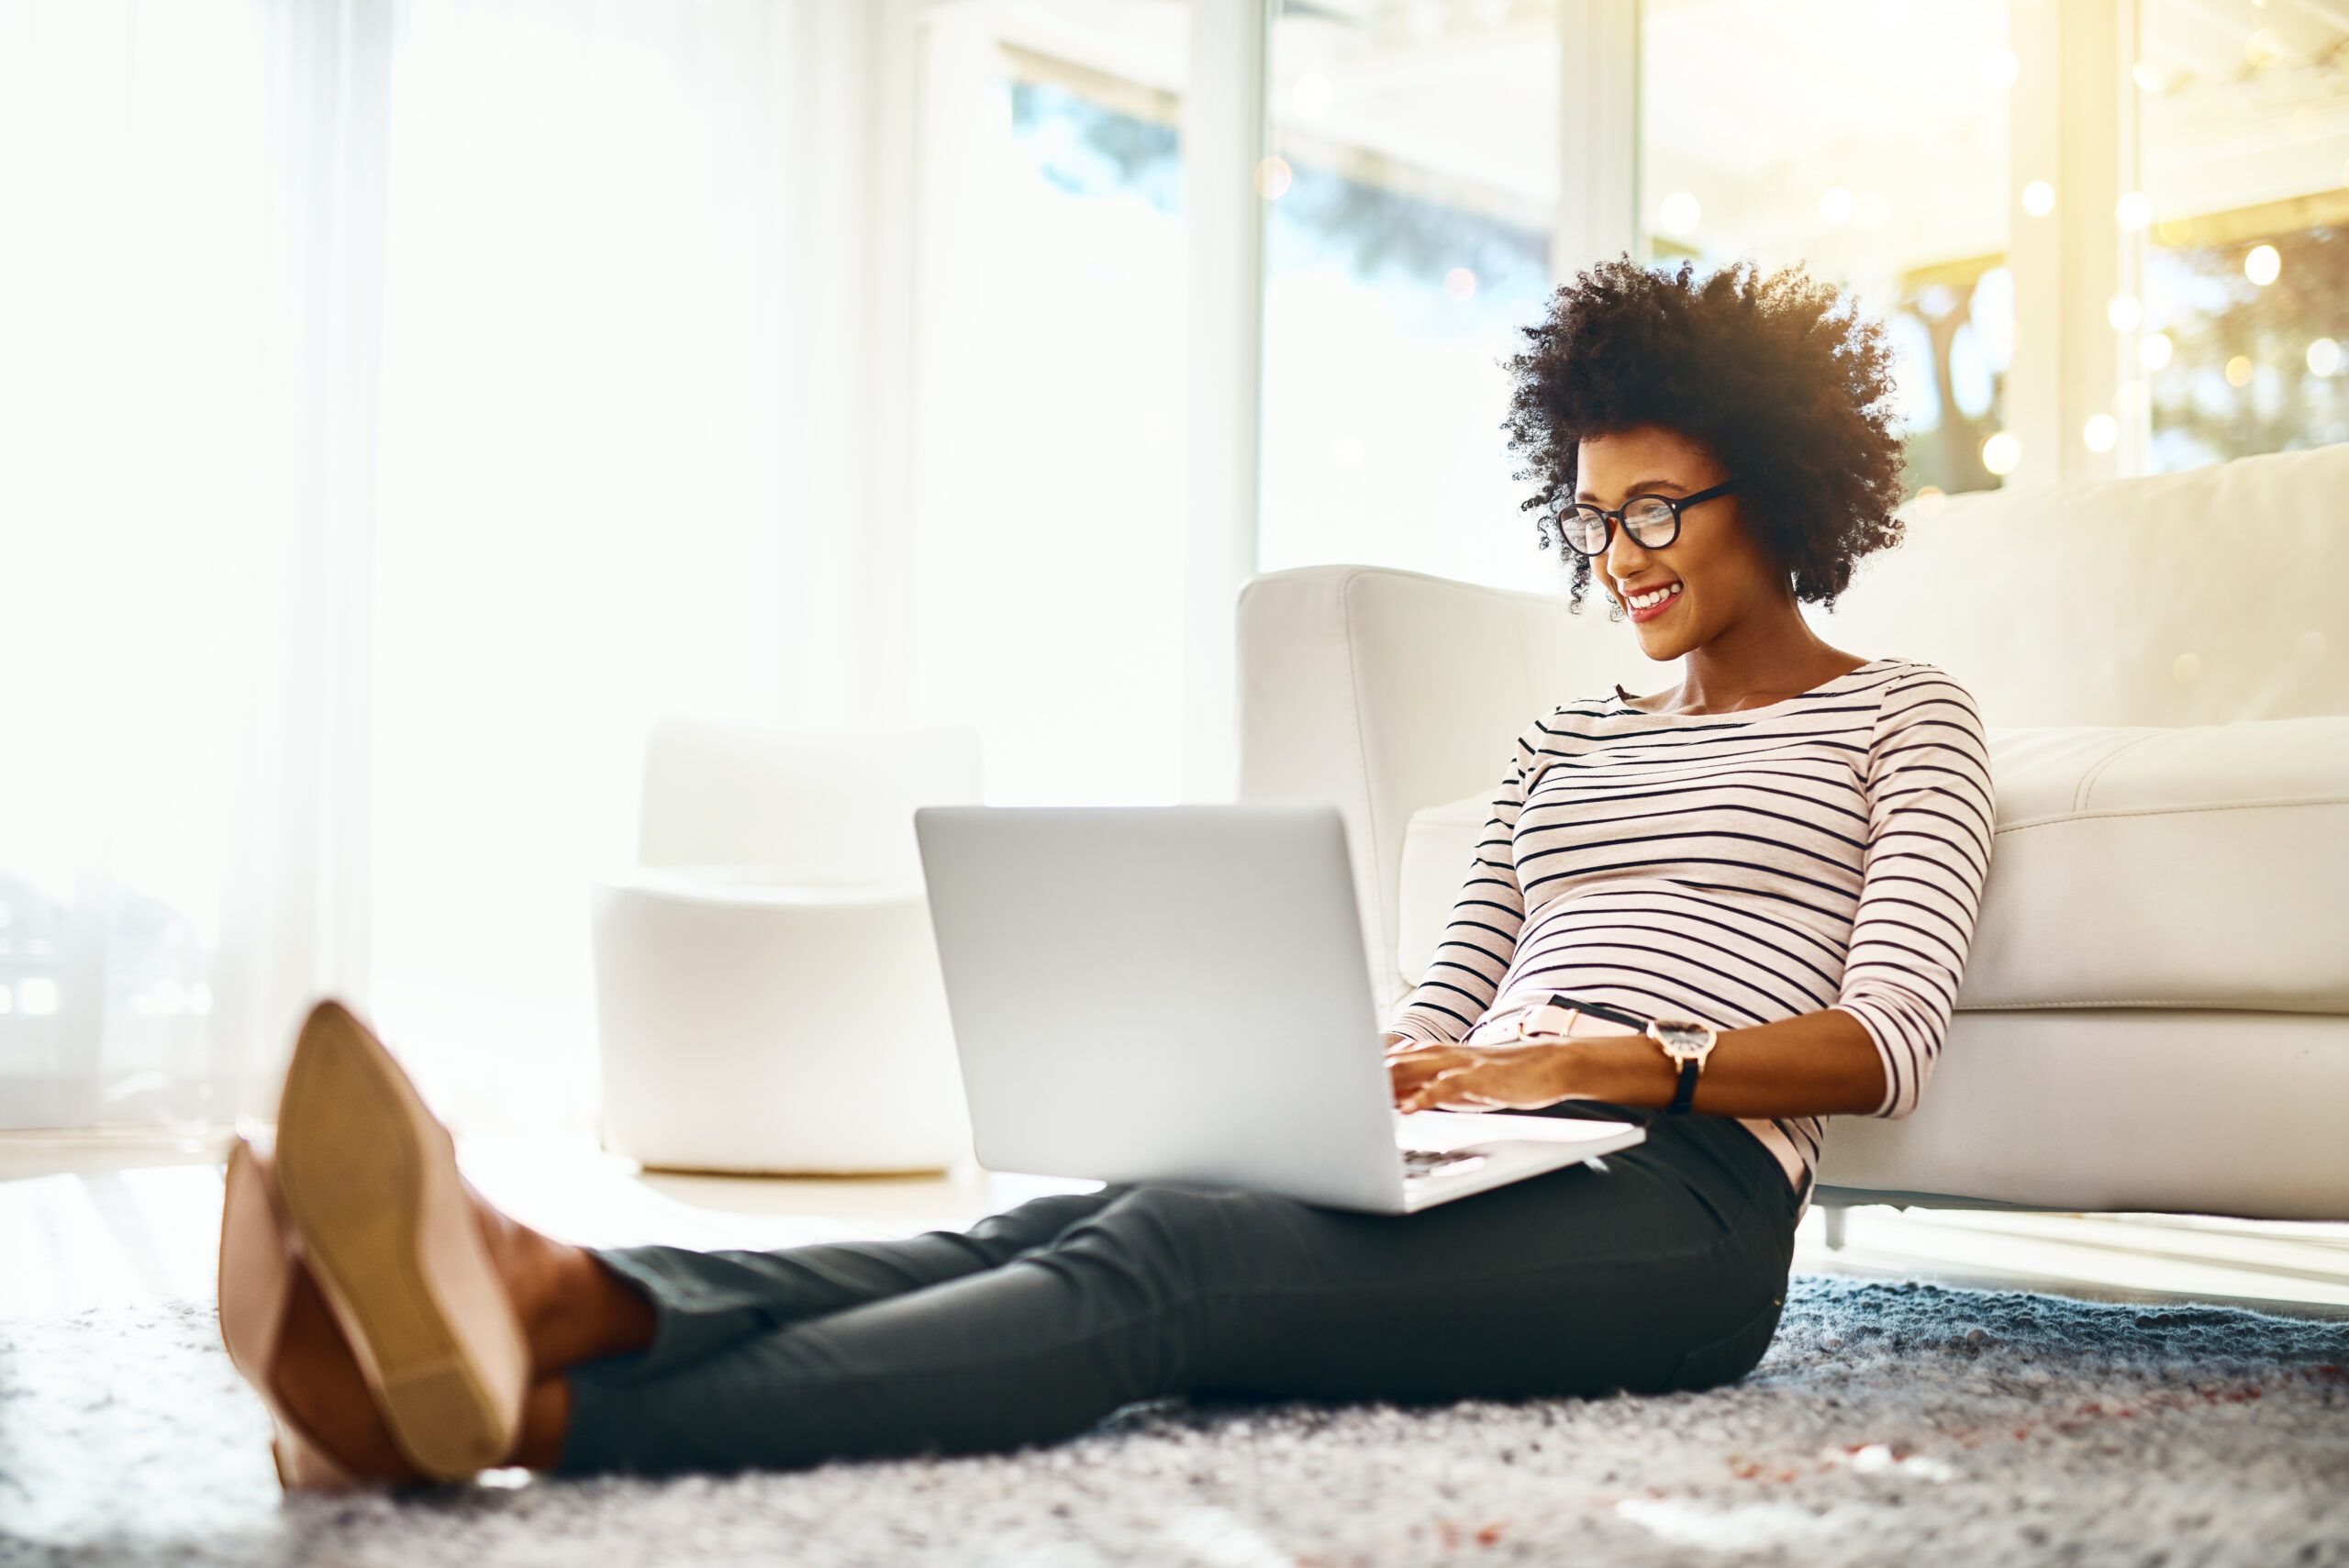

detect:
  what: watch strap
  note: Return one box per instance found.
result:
[1665,1056,1701,1116]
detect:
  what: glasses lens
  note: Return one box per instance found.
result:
[1623,496,1678,545]
[1560,505,1609,554]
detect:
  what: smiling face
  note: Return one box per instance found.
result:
[1574,424,1780,658]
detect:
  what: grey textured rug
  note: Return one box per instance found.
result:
[3,1274,2344,1568]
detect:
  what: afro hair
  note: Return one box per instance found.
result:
[1500,252,1910,618]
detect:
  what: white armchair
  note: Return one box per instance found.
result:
[1237,443,2349,1222]
[588,719,983,1174]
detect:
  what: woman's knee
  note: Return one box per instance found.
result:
[1094,1180,1279,1239]
[1659,1281,1788,1393]
[962,1186,1121,1260]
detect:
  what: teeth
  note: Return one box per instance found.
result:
[1629,582,1682,609]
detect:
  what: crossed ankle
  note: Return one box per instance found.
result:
[505,1377,573,1472]
[544,1247,658,1370]
[455,1187,651,1377]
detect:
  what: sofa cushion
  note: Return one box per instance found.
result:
[1397,717,2349,1018]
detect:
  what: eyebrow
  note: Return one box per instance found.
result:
[1576,475,1691,504]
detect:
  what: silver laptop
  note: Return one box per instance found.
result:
[910,803,1644,1215]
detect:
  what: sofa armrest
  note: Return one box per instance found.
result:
[1235,562,1609,1013]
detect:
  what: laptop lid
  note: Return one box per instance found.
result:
[912,803,1405,1199]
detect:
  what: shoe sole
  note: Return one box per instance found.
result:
[217,1139,288,1395]
[273,1000,528,1480]
[217,1138,359,1491]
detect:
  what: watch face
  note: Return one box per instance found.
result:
[1650,1019,1712,1058]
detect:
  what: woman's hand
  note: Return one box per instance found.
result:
[1386,1039,1584,1113]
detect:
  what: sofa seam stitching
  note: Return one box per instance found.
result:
[2073,730,2169,813]
[1994,795,2348,833]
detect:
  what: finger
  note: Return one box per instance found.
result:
[1403,1067,1474,1111]
[1438,1064,1525,1109]
[1388,1055,1463,1093]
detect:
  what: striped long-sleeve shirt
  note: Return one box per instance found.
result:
[1386,657,1995,1218]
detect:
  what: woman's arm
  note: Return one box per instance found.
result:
[1546,1008,1890,1117]
[1388,1008,1888,1117]
[1651,666,1992,1120]
[1397,665,1995,1121]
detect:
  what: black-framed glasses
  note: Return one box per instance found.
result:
[1546,479,1738,558]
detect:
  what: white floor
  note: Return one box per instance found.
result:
[7,1129,2348,1322]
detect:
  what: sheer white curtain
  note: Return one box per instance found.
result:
[0,0,885,1137]
[0,0,305,1132]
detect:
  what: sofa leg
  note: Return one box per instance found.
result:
[1823,1207,1847,1251]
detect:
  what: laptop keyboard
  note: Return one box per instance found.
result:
[1400,1147,1489,1180]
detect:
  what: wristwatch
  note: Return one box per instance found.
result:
[1645,1017,1721,1115]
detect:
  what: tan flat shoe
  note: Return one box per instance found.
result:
[216,1136,362,1491]
[273,997,529,1481]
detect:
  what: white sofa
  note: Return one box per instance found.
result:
[1235,443,2349,1222]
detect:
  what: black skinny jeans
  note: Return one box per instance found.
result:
[557,1098,1804,1477]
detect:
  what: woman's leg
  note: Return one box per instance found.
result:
[546,1106,1802,1478]
[533,1184,1127,1374]
[261,1179,1121,1480]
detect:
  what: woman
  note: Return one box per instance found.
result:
[216,254,1995,1488]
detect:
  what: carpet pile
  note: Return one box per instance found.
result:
[3,1273,2344,1567]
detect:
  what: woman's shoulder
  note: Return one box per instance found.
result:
[1520,689,1623,748]
[1871,656,1982,708]
[1866,658,1988,753]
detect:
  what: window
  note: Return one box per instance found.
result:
[907,2,1192,806]
[362,0,804,1134]
[2137,3,2349,470]
[1257,0,1564,591]
[1641,0,2015,500]
[1,0,855,1139]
